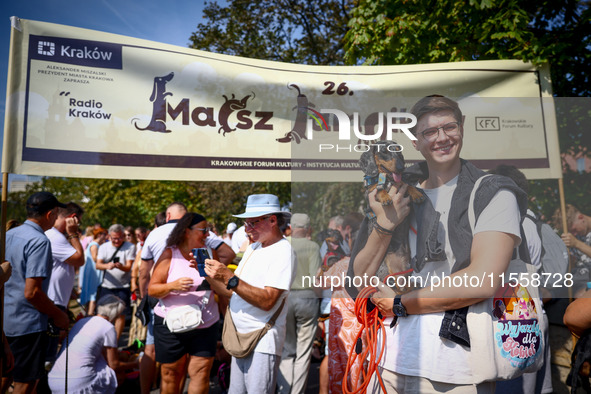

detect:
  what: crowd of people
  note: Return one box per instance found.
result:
[1,95,591,394]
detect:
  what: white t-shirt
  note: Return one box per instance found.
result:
[97,241,136,289]
[230,226,248,253]
[49,316,117,380]
[141,222,176,263]
[141,221,224,268]
[46,227,77,307]
[380,175,522,384]
[229,238,295,356]
[205,232,224,250]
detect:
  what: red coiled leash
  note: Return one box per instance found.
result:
[343,226,416,392]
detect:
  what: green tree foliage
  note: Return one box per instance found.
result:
[344,0,591,226]
[530,169,591,223]
[292,182,366,236]
[7,177,363,239]
[344,0,590,151]
[7,178,291,233]
[344,1,590,96]
[189,0,364,234]
[189,0,353,65]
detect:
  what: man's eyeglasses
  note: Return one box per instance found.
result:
[244,216,271,229]
[418,121,461,141]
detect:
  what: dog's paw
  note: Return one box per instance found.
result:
[407,186,425,204]
[375,190,393,205]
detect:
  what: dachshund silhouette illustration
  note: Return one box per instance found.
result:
[133,72,174,133]
[218,93,254,136]
[277,83,313,144]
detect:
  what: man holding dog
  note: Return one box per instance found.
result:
[205,194,295,393]
[351,95,529,392]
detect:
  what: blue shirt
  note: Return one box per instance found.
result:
[4,220,53,336]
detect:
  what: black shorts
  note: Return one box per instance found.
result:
[154,314,217,363]
[5,331,48,382]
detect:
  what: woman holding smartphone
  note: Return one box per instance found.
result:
[148,212,226,394]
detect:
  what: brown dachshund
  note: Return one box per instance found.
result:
[358,141,424,293]
[359,141,424,205]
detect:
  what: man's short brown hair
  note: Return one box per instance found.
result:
[410,95,463,134]
[59,202,84,218]
[552,204,580,230]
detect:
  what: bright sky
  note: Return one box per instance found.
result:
[0,0,210,176]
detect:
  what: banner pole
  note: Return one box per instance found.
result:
[558,176,578,353]
[1,172,7,263]
[558,177,571,297]
[0,172,7,375]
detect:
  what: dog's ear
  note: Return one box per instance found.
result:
[149,78,158,102]
[395,150,405,173]
[359,151,378,177]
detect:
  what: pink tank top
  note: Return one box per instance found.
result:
[153,246,219,328]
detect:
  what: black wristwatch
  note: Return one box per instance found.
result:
[392,294,407,317]
[226,275,239,290]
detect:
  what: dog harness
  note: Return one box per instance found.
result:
[363,170,403,188]
[363,173,388,187]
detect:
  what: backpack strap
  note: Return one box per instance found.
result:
[526,213,547,262]
[468,175,492,232]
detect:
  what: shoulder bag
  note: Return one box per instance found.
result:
[222,297,286,358]
[160,291,210,333]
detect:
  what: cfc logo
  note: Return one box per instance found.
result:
[475,117,500,131]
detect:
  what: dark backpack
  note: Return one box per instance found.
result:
[526,213,569,276]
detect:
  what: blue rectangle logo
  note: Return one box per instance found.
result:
[29,35,123,69]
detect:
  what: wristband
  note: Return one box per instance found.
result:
[373,220,395,235]
[67,234,79,240]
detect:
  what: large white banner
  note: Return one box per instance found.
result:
[2,18,562,181]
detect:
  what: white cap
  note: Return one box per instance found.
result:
[226,222,238,234]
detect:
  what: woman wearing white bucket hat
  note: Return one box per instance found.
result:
[204,194,295,393]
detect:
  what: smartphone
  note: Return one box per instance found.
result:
[113,257,120,263]
[192,248,210,277]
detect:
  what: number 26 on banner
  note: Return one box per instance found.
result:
[322,81,354,96]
